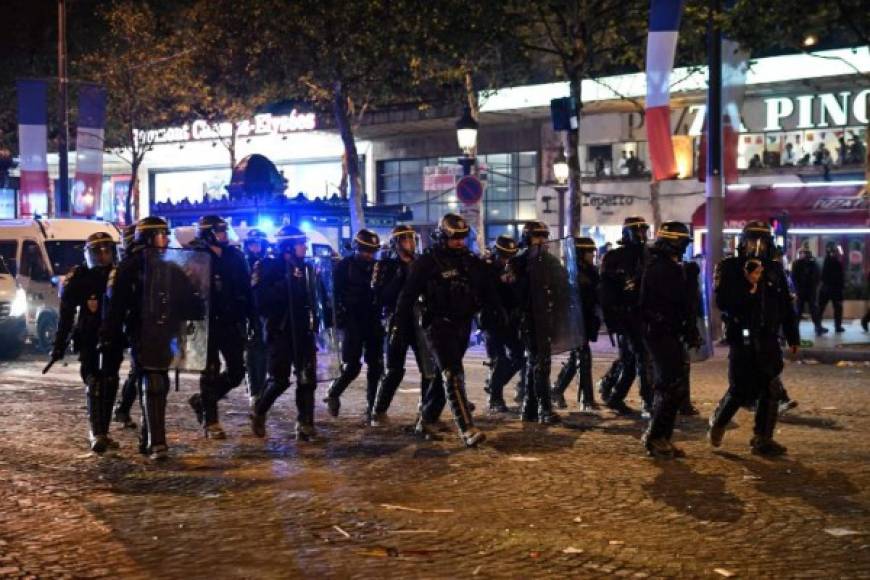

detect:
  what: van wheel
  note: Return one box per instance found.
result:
[36,312,58,353]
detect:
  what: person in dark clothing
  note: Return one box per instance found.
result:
[394,213,502,447]
[552,237,601,412]
[324,229,384,419]
[48,232,118,453]
[638,222,701,458]
[480,235,524,414]
[369,225,443,426]
[187,215,252,439]
[243,228,270,408]
[862,271,869,333]
[597,217,653,416]
[708,221,800,457]
[249,226,320,441]
[112,224,142,430]
[818,244,846,333]
[791,246,826,335]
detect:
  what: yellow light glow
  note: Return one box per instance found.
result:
[672,135,693,178]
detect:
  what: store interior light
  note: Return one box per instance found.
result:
[727,184,751,191]
[789,228,870,234]
[803,34,818,47]
[257,217,275,233]
[299,220,313,232]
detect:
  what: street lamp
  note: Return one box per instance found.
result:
[552,148,569,185]
[456,106,478,176]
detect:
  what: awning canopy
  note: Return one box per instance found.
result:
[692,184,869,229]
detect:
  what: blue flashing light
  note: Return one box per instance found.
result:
[299,220,313,232]
[257,217,275,233]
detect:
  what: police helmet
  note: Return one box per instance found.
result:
[737,220,773,260]
[493,235,519,259]
[573,236,597,257]
[389,224,416,252]
[520,220,550,247]
[133,216,170,247]
[352,229,381,252]
[654,222,691,257]
[244,228,269,253]
[274,225,307,255]
[85,232,117,269]
[197,215,230,247]
[621,217,650,246]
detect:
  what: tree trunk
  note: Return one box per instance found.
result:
[567,77,583,237]
[125,163,139,225]
[228,122,237,171]
[333,81,365,233]
[464,69,485,251]
[649,180,663,232]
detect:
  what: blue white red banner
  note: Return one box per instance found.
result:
[73,84,107,216]
[16,80,50,217]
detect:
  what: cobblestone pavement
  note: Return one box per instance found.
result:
[0,347,868,579]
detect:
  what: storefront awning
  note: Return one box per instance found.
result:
[692,184,869,229]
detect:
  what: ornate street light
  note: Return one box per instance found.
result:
[455,106,479,156]
[552,148,569,185]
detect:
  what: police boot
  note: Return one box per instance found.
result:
[551,354,575,410]
[101,377,121,449]
[537,381,561,425]
[520,366,538,423]
[295,421,317,442]
[249,412,266,438]
[86,377,108,454]
[113,408,137,430]
[188,393,204,425]
[443,370,479,437]
[679,401,701,416]
[514,373,527,405]
[373,368,404,418]
[114,373,139,429]
[487,394,510,414]
[142,372,170,460]
[414,415,443,441]
[751,392,787,457]
[641,431,673,458]
[460,427,486,448]
[708,393,740,448]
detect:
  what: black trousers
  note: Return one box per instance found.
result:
[246,337,269,401]
[818,287,844,329]
[420,317,473,432]
[84,345,121,439]
[554,343,594,405]
[328,315,385,412]
[373,324,437,415]
[200,321,247,425]
[608,329,652,409]
[115,358,140,417]
[711,337,785,442]
[255,333,317,426]
[795,292,822,329]
[483,329,524,405]
[521,332,553,421]
[643,333,690,441]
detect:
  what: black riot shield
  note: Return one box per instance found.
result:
[527,238,585,355]
[305,256,342,383]
[689,257,713,362]
[138,248,209,371]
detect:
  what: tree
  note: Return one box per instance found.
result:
[78,0,193,224]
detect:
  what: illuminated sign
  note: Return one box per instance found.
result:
[136,110,317,145]
[764,90,869,131]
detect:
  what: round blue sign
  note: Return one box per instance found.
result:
[456,175,484,205]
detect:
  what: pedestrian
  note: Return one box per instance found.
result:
[188,215,253,439]
[249,225,320,441]
[394,213,502,447]
[479,235,524,414]
[861,269,869,332]
[708,221,800,457]
[111,224,143,431]
[791,246,826,335]
[597,217,653,416]
[47,232,119,453]
[242,228,270,409]
[369,225,442,426]
[638,222,701,458]
[818,243,846,333]
[782,142,798,166]
[552,237,601,412]
[324,229,384,420]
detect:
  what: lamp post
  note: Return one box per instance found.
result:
[549,148,570,235]
[455,106,478,176]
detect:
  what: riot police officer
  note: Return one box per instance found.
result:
[708,221,800,457]
[243,228,269,408]
[480,235,524,414]
[102,216,204,461]
[598,217,652,416]
[369,225,442,426]
[111,224,142,430]
[552,237,601,412]
[638,222,701,458]
[324,229,384,419]
[249,225,320,441]
[187,215,252,439]
[394,214,501,447]
[48,232,118,453]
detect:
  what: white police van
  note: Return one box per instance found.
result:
[0,219,121,352]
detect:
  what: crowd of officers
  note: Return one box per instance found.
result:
[50,210,799,462]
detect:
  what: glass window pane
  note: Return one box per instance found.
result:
[517,200,537,221]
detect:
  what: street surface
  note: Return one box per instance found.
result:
[0,342,868,579]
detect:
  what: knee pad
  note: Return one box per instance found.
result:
[143,372,170,397]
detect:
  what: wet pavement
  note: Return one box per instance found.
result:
[0,347,868,579]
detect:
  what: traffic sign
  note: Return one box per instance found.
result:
[456,175,484,205]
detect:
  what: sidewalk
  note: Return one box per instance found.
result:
[795,318,870,363]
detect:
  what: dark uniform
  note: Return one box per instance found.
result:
[111,224,142,430]
[395,214,500,447]
[598,217,652,415]
[818,246,846,333]
[552,237,601,411]
[249,226,320,440]
[480,236,524,413]
[243,229,270,406]
[708,221,800,457]
[638,222,701,458]
[324,229,384,419]
[370,225,442,425]
[187,215,252,439]
[791,248,824,335]
[49,232,118,453]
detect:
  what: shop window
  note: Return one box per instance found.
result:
[587,145,612,177]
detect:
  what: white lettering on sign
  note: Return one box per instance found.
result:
[135,110,317,145]
[764,90,869,131]
[818,92,850,127]
[812,197,869,211]
[764,97,794,131]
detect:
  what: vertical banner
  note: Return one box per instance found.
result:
[721,40,749,184]
[645,0,685,181]
[16,80,50,217]
[73,84,107,216]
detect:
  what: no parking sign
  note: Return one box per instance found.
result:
[456,175,484,205]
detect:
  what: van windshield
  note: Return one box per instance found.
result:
[45,240,87,276]
[0,241,16,275]
[0,256,10,275]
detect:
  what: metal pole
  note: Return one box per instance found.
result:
[57,0,70,216]
[704,0,724,344]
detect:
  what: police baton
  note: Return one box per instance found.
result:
[42,356,60,374]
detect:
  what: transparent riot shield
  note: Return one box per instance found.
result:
[306,256,342,383]
[527,238,585,355]
[689,257,713,362]
[139,248,210,371]
[412,301,438,379]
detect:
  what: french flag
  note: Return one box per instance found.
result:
[73,84,107,217]
[645,0,684,181]
[16,80,50,217]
